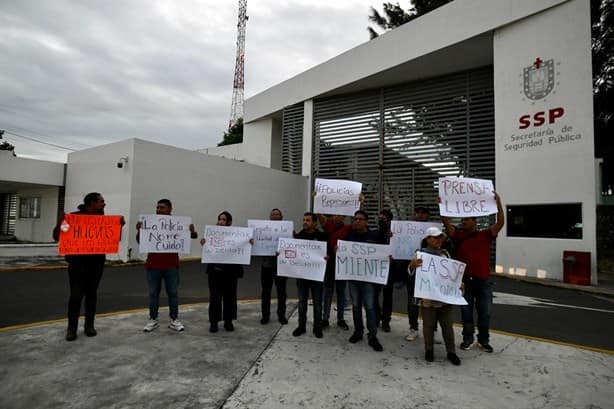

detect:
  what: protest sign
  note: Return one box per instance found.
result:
[248,220,294,256]
[335,240,390,285]
[58,214,122,255]
[138,214,192,254]
[276,238,327,281]
[413,251,467,305]
[390,221,443,260]
[438,176,497,217]
[201,225,253,265]
[313,178,362,216]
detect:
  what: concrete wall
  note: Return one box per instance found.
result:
[15,186,60,243]
[200,144,244,162]
[494,0,596,282]
[64,139,136,260]
[127,139,308,261]
[0,151,65,186]
[242,119,278,168]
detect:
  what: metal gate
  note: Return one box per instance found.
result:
[310,67,495,221]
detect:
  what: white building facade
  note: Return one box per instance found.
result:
[240,0,597,283]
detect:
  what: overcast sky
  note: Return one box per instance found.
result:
[0,0,379,163]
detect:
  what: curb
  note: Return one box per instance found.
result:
[492,272,614,297]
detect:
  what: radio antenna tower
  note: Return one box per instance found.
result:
[229,0,248,129]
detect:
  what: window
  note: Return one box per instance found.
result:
[19,197,41,219]
[507,203,582,239]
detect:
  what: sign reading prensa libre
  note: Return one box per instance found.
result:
[438,176,497,218]
[58,214,123,255]
[335,240,390,285]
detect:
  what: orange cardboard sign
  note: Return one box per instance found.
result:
[58,214,122,255]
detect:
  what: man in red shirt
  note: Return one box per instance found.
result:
[441,192,504,353]
[136,199,197,333]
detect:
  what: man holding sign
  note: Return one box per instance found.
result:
[441,189,504,353]
[339,210,387,352]
[409,227,463,366]
[292,212,328,339]
[136,199,197,333]
[53,192,124,342]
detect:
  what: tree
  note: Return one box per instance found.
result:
[368,1,453,39]
[218,118,244,146]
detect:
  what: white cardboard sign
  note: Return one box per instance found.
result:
[390,221,443,260]
[201,225,253,265]
[276,238,327,282]
[138,214,192,254]
[335,240,390,285]
[438,176,497,217]
[248,220,294,256]
[414,251,467,305]
[313,178,362,216]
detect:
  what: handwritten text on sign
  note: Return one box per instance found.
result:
[201,225,253,265]
[138,214,192,254]
[414,251,467,305]
[58,214,122,255]
[248,220,294,256]
[313,178,362,216]
[390,221,443,260]
[335,240,390,285]
[277,238,327,282]
[438,177,497,217]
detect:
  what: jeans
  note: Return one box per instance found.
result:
[296,279,323,329]
[260,266,287,320]
[406,271,419,331]
[67,259,104,330]
[348,280,377,337]
[460,277,493,345]
[146,268,179,320]
[322,260,347,322]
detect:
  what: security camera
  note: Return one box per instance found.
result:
[117,156,128,169]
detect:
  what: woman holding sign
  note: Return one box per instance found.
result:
[200,211,245,333]
[52,192,124,342]
[408,227,462,366]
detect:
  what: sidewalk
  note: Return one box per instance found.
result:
[1,301,612,409]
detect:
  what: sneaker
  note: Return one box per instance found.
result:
[447,352,461,366]
[337,320,349,330]
[65,328,77,341]
[320,320,330,328]
[224,321,234,331]
[460,341,473,350]
[313,327,323,338]
[349,332,363,343]
[260,317,269,325]
[278,316,288,325]
[209,322,219,333]
[368,336,383,352]
[477,342,493,353]
[84,325,97,337]
[425,350,434,362]
[405,329,419,342]
[168,319,185,332]
[143,319,159,332]
[292,326,306,337]
[382,322,391,332]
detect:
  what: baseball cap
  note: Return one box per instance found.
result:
[424,226,445,238]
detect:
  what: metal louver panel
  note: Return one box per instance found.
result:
[281,103,304,175]
[312,67,495,224]
[0,193,17,236]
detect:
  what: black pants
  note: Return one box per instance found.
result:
[67,260,104,330]
[260,266,287,320]
[296,279,323,329]
[208,273,238,323]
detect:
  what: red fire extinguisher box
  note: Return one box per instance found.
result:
[562,251,591,285]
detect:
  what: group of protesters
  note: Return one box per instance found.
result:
[54,188,504,367]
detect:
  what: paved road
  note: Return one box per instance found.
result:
[2,260,613,350]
